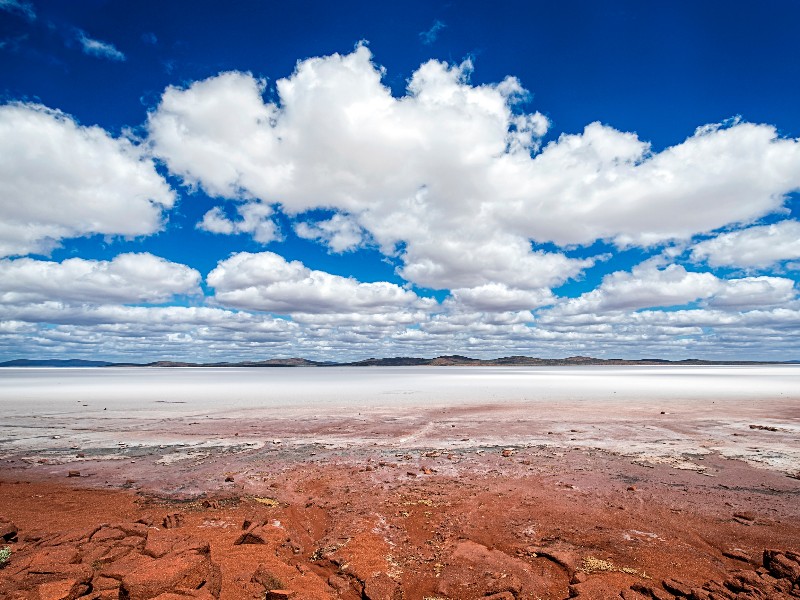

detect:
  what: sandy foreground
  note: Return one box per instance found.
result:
[0,366,799,599]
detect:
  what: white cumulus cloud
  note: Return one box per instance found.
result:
[445,284,555,312]
[208,251,436,315]
[198,202,280,244]
[295,213,365,253]
[0,103,174,257]
[706,276,796,309]
[147,46,569,292]
[556,262,722,315]
[551,260,798,317]
[690,220,800,269]
[493,120,800,247]
[147,46,800,297]
[0,253,201,305]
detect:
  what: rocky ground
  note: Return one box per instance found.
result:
[0,443,798,599]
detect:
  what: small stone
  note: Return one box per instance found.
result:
[142,529,209,559]
[252,563,285,589]
[283,537,303,555]
[733,511,756,522]
[90,525,127,544]
[627,485,636,491]
[631,584,674,600]
[722,549,751,563]
[36,578,89,600]
[224,475,234,482]
[0,518,18,542]
[67,470,80,478]
[162,513,184,529]
[76,453,85,458]
[406,471,417,477]
[501,448,514,457]
[749,424,779,431]
[570,571,588,584]
[763,549,800,580]
[328,574,350,594]
[234,525,268,545]
[662,577,693,596]
[265,590,295,599]
[120,549,221,599]
[92,575,122,593]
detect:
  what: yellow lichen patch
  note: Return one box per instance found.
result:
[581,556,649,578]
[403,499,433,506]
[252,496,280,506]
[386,553,403,579]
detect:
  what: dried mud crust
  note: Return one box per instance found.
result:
[0,448,799,600]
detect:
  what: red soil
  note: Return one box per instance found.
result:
[1,445,799,599]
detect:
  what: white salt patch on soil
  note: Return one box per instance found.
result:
[155,450,211,465]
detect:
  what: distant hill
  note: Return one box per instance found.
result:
[0,359,114,367]
[340,356,433,366]
[111,358,330,368]
[343,355,782,367]
[1,355,794,368]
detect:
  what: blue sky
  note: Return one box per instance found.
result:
[1,0,799,361]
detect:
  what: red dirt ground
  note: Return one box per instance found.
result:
[1,444,799,599]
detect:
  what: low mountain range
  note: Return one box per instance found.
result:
[1,355,795,367]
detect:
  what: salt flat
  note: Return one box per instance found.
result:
[1,365,798,474]
[2,365,798,410]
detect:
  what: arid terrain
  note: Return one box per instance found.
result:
[0,367,798,599]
